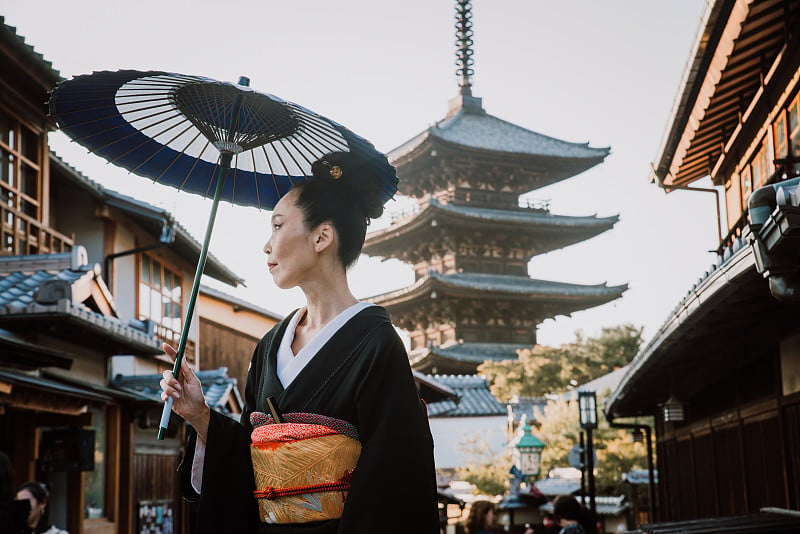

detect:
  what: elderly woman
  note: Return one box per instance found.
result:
[161,152,438,534]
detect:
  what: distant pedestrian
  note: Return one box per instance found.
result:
[465,500,498,534]
[16,481,69,534]
[553,495,589,534]
[0,451,29,534]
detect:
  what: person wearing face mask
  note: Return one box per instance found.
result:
[160,151,438,534]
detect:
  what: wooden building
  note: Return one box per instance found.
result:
[364,1,626,375]
[606,0,800,525]
[0,17,278,534]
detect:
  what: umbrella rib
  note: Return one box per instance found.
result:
[289,133,326,163]
[250,152,262,209]
[80,111,188,156]
[52,99,172,119]
[153,130,205,183]
[269,142,296,186]
[297,123,347,154]
[67,108,184,144]
[276,137,310,175]
[129,122,198,175]
[260,145,282,199]
[177,140,213,190]
[101,115,193,166]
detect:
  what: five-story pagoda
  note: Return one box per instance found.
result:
[365,0,627,375]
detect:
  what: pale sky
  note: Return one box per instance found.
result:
[4,1,716,347]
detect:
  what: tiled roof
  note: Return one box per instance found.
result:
[430,272,626,297]
[624,469,658,485]
[0,251,161,354]
[606,238,754,417]
[0,16,61,85]
[200,284,282,321]
[49,153,243,287]
[426,374,506,417]
[111,368,243,419]
[390,107,608,162]
[430,199,619,228]
[540,494,629,517]
[534,478,581,497]
[413,342,528,365]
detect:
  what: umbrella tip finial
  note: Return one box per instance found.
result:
[238,76,250,87]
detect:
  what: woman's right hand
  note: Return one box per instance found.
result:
[159,343,211,439]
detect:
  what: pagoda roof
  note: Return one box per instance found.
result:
[371,271,627,307]
[364,197,618,255]
[410,342,526,371]
[391,106,608,162]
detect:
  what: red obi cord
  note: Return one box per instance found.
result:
[253,470,354,500]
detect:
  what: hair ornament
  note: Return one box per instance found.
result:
[321,160,344,180]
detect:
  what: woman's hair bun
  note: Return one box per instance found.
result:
[310,151,394,220]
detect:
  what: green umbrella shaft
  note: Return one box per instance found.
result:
[157,152,232,440]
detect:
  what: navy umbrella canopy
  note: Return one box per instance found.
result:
[48,70,398,208]
[49,70,398,438]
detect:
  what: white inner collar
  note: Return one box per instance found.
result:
[276,301,374,388]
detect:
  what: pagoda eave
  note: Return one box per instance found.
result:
[392,137,606,196]
[369,272,627,313]
[363,199,619,258]
[409,342,526,374]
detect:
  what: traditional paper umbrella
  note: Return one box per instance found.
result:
[48,70,398,439]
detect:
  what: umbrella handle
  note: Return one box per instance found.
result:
[157,152,232,440]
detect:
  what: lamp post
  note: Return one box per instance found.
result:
[578,390,597,518]
[512,421,545,481]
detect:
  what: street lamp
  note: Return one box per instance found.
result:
[512,421,545,480]
[578,390,597,429]
[577,390,597,519]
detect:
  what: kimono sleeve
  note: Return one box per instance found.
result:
[336,323,439,534]
[178,339,267,534]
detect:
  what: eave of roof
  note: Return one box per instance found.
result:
[50,153,243,287]
[389,106,609,163]
[652,0,799,188]
[370,271,627,306]
[410,342,527,365]
[0,16,61,88]
[199,284,282,321]
[605,236,794,418]
[364,198,619,252]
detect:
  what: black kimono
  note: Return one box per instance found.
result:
[180,305,439,534]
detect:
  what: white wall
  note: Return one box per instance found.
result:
[429,415,507,469]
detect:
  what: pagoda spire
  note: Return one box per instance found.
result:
[450,0,484,116]
[455,0,475,95]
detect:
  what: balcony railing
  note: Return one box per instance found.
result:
[0,204,74,255]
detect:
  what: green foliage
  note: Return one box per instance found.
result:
[537,395,654,494]
[454,434,511,497]
[478,324,644,401]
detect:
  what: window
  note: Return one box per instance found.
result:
[138,254,183,346]
[0,106,42,253]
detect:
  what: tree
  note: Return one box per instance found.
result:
[537,394,653,494]
[478,324,644,401]
[454,434,511,496]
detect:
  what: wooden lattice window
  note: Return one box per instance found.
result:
[0,106,42,254]
[138,253,184,347]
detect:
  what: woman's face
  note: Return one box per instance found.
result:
[16,488,44,528]
[484,507,496,528]
[263,189,321,289]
